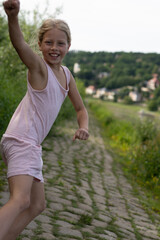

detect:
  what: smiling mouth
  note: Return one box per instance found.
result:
[50,53,59,57]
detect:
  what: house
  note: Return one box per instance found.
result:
[73,63,81,73]
[98,72,109,79]
[106,91,116,100]
[85,85,96,95]
[141,87,149,93]
[129,91,142,102]
[147,74,160,90]
[93,88,107,98]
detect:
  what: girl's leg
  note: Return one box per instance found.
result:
[0,175,33,240]
[4,179,46,240]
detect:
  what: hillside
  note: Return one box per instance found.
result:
[63,51,160,90]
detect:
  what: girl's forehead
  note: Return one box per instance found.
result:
[44,28,67,39]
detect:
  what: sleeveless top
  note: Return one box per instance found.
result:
[4,61,71,145]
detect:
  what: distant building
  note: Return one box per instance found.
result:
[93,88,107,98]
[98,72,109,79]
[106,91,116,100]
[85,85,96,95]
[141,87,149,92]
[73,63,81,73]
[129,91,142,102]
[147,74,160,90]
[105,91,115,101]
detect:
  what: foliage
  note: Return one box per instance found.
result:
[89,99,160,212]
[123,96,134,105]
[75,78,86,99]
[63,51,160,90]
[147,86,160,111]
[131,136,160,181]
[147,100,158,111]
[0,18,26,138]
[135,119,157,143]
[117,87,130,99]
[88,100,136,153]
[153,86,160,99]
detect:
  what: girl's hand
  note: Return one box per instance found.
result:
[3,0,20,17]
[73,128,89,141]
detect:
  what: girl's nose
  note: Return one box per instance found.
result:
[51,43,57,49]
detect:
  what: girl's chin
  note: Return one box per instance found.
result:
[45,60,62,67]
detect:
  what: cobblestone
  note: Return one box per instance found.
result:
[0,115,160,240]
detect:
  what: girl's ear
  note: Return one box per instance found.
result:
[38,41,42,51]
[67,44,71,52]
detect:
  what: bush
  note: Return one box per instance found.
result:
[147,100,158,111]
[88,99,136,153]
[123,96,134,105]
[130,136,160,183]
[88,99,160,207]
[131,120,160,183]
[135,119,157,143]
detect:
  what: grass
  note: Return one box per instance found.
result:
[73,157,82,186]
[77,214,93,226]
[100,101,144,121]
[88,98,160,215]
[0,162,7,192]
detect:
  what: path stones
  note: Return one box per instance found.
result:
[0,115,160,239]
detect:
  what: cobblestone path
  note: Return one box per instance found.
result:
[0,114,160,240]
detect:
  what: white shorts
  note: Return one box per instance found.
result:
[0,136,44,182]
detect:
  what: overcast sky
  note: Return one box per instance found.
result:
[1,0,160,53]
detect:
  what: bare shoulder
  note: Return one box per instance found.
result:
[69,73,77,89]
[28,57,48,90]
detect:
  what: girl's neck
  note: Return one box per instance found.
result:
[44,60,62,72]
[52,64,62,72]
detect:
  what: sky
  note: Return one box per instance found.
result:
[1,0,160,53]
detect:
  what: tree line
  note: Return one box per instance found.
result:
[63,50,160,90]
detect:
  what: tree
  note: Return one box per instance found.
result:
[123,96,134,105]
[153,86,160,99]
[148,100,158,111]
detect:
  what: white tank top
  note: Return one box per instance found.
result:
[4,61,70,145]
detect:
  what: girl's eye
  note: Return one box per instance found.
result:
[58,42,65,45]
[45,41,52,45]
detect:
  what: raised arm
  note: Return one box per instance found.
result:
[3,0,40,69]
[3,0,46,89]
[68,74,89,141]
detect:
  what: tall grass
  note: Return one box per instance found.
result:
[88,99,160,213]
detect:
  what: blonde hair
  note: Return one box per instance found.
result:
[38,19,71,45]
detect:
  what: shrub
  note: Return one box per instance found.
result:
[88,99,136,153]
[123,96,134,105]
[135,119,157,143]
[89,99,160,205]
[147,100,158,111]
[130,136,160,181]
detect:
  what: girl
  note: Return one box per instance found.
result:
[0,0,89,239]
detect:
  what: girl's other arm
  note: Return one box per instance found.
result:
[68,74,89,141]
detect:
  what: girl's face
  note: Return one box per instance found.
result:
[39,27,70,67]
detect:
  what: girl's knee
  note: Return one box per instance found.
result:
[30,199,46,215]
[36,199,46,214]
[18,197,30,212]
[11,195,31,212]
